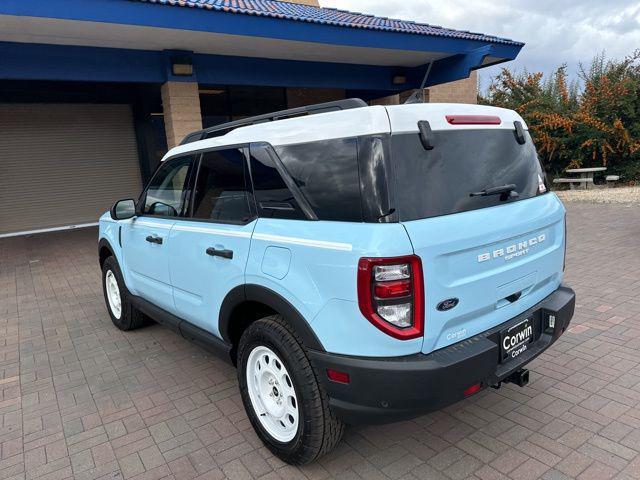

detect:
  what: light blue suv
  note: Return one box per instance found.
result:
[99,99,575,464]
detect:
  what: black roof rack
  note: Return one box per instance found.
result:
[180,98,368,145]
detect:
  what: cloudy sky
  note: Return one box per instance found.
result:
[321,0,640,89]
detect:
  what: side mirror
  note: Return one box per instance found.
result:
[110,199,137,221]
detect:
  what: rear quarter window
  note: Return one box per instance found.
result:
[249,145,307,220]
[274,138,362,222]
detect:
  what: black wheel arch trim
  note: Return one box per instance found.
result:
[219,284,325,352]
[98,238,116,266]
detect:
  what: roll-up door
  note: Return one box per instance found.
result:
[0,103,142,236]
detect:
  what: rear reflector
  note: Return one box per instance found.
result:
[374,279,411,298]
[327,369,350,384]
[463,383,482,397]
[446,115,501,125]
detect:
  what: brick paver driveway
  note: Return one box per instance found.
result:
[2,203,640,480]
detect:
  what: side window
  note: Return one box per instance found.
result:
[144,156,193,217]
[274,138,362,222]
[249,146,306,220]
[191,148,253,224]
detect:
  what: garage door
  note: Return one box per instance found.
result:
[0,103,143,236]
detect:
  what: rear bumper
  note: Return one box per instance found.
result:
[309,285,575,425]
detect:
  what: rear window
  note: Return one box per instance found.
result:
[392,129,547,221]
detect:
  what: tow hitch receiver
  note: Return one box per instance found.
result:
[505,368,529,387]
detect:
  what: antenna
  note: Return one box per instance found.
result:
[404,61,434,104]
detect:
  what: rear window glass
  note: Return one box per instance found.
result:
[392,129,546,221]
[274,138,362,222]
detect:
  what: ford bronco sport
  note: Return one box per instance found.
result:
[99,99,575,465]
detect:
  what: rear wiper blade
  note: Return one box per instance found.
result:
[470,184,519,198]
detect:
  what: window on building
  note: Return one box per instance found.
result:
[199,86,287,129]
[249,145,306,220]
[200,88,230,129]
[229,86,287,119]
[143,155,193,217]
[191,148,253,224]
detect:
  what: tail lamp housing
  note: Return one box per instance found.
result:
[357,255,424,340]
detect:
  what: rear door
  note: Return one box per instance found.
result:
[168,146,256,336]
[390,119,565,354]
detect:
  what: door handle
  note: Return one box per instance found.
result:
[206,247,233,259]
[145,235,163,245]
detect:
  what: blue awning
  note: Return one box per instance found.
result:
[0,0,524,92]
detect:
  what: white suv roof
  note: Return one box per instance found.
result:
[163,103,528,161]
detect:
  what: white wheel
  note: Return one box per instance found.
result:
[246,345,299,443]
[105,269,122,320]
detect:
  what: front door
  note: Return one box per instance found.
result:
[168,147,256,335]
[123,155,194,312]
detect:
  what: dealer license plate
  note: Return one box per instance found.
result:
[500,318,533,361]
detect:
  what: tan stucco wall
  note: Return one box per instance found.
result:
[370,72,479,106]
[425,71,478,104]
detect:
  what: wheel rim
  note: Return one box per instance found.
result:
[105,270,122,319]
[246,346,299,443]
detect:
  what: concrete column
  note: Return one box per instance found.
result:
[161,82,203,149]
[426,71,478,104]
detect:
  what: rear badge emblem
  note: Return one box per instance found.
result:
[437,298,459,311]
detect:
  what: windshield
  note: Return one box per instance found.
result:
[392,129,547,221]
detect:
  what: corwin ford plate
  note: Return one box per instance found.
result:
[500,318,533,361]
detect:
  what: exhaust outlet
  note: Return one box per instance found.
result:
[505,368,529,387]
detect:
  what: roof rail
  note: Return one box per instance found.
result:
[180,98,368,145]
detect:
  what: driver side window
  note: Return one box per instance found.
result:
[144,156,193,217]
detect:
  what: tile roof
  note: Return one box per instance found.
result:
[132,0,523,46]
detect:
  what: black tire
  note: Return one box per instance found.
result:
[101,256,147,331]
[237,315,344,465]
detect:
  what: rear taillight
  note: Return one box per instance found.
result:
[357,255,424,340]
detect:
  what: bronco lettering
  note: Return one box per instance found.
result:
[478,234,546,263]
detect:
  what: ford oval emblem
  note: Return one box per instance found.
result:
[437,298,459,312]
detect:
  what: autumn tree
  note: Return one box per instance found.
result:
[481,52,640,182]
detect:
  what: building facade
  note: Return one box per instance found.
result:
[0,0,523,237]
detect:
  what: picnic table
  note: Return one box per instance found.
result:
[554,167,607,190]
